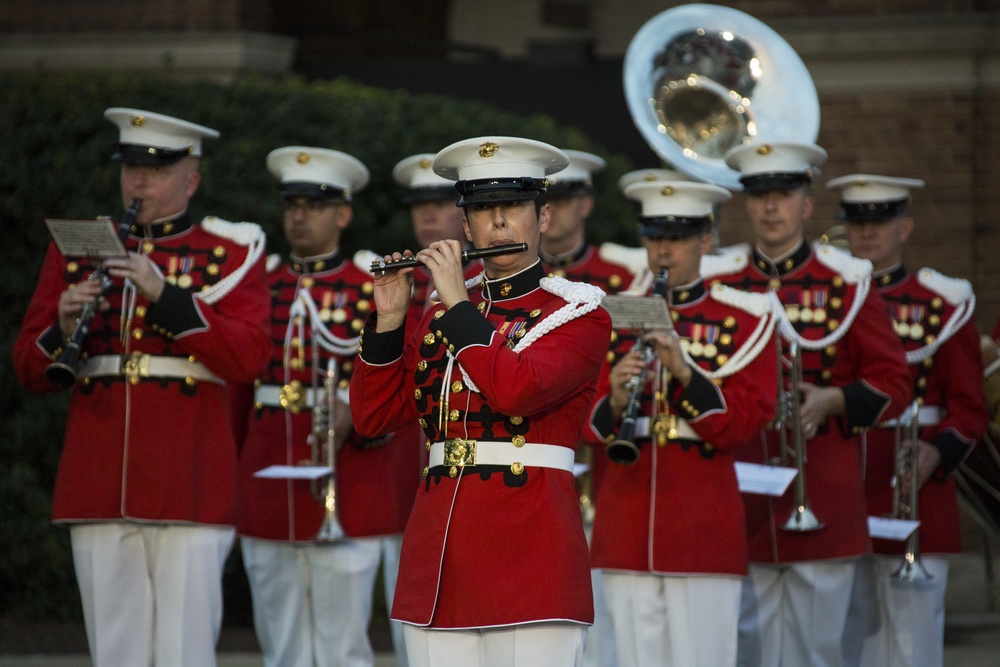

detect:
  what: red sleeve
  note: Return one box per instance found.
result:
[12,243,72,394]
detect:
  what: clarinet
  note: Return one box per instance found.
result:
[607,268,670,465]
[45,198,141,389]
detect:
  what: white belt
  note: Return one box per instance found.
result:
[255,383,319,410]
[428,439,575,473]
[633,415,701,441]
[880,405,943,428]
[78,353,223,384]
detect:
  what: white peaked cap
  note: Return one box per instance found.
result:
[433,136,568,182]
[266,146,370,201]
[618,167,694,194]
[626,180,732,218]
[392,153,456,189]
[104,107,219,162]
[547,149,606,187]
[826,173,925,203]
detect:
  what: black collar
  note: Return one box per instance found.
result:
[482,261,545,301]
[289,250,345,274]
[875,263,908,289]
[669,279,706,306]
[752,240,811,277]
[539,242,588,268]
[131,212,193,239]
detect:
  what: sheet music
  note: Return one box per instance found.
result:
[867,516,920,541]
[254,465,332,480]
[44,218,127,259]
[601,293,674,331]
[735,462,798,496]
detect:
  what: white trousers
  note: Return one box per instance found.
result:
[603,571,742,667]
[241,536,382,667]
[70,522,234,667]
[857,555,949,667]
[379,535,408,667]
[402,622,587,667]
[737,560,857,667]
[583,568,617,667]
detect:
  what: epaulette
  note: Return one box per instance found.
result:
[710,283,773,318]
[265,253,282,274]
[916,267,973,306]
[700,243,750,279]
[201,216,266,247]
[353,249,381,275]
[598,242,646,275]
[813,242,872,284]
[540,274,606,306]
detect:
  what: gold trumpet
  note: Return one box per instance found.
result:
[891,400,932,581]
[312,358,345,542]
[776,339,824,531]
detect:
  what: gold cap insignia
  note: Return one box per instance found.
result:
[131,115,146,127]
[479,141,499,158]
[661,186,675,196]
[296,152,310,164]
[757,145,773,155]
[419,158,432,169]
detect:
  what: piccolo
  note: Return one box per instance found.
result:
[369,242,529,273]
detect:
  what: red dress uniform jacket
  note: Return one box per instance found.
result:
[704,240,912,563]
[13,213,270,526]
[542,242,642,515]
[350,261,611,628]
[864,265,988,555]
[585,280,778,575]
[235,251,423,541]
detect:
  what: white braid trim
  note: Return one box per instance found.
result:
[455,275,606,394]
[693,286,779,380]
[700,243,751,280]
[776,270,871,351]
[197,217,267,305]
[265,253,282,273]
[916,267,973,306]
[289,287,361,356]
[904,295,974,364]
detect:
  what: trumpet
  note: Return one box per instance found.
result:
[776,339,824,531]
[45,198,141,389]
[607,269,670,465]
[312,358,345,542]
[891,400,932,581]
[370,242,528,273]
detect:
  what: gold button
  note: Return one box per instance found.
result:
[830,297,842,310]
[719,334,732,346]
[423,333,435,345]
[414,388,423,400]
[931,297,943,310]
[449,409,460,421]
[723,317,736,329]
[510,462,524,475]
[213,245,226,258]
[448,344,456,353]
[448,466,458,478]
[606,351,615,363]
[512,435,526,448]
[206,263,220,276]
[417,360,428,371]
[425,440,432,452]
[451,381,464,393]
[832,276,844,288]
[510,416,523,425]
[132,329,143,340]
[769,278,781,290]
[477,302,487,312]
[928,314,940,327]
[434,310,445,320]
[435,329,443,339]
[418,418,427,428]
[135,305,147,318]
[362,283,374,295]
[530,309,542,317]
[609,275,622,289]
[184,377,195,386]
[422,466,429,478]
[356,299,370,312]
[66,261,79,273]
[142,241,155,253]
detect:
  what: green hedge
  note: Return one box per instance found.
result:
[0,71,638,620]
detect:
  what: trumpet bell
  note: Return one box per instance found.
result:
[624,4,820,189]
[781,504,824,532]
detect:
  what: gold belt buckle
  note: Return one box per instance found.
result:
[121,352,150,385]
[443,438,477,467]
[279,380,306,414]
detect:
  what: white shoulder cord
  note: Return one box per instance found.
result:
[776,273,870,350]
[454,276,606,394]
[905,293,975,364]
[695,302,779,381]
[197,219,267,305]
[290,286,361,356]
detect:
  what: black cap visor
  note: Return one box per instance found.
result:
[456,177,546,207]
[279,181,349,201]
[739,171,812,194]
[840,198,909,223]
[112,143,193,166]
[404,186,459,205]
[638,215,711,240]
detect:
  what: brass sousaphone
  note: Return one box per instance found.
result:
[623,4,820,190]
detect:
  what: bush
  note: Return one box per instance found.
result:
[0,70,637,620]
